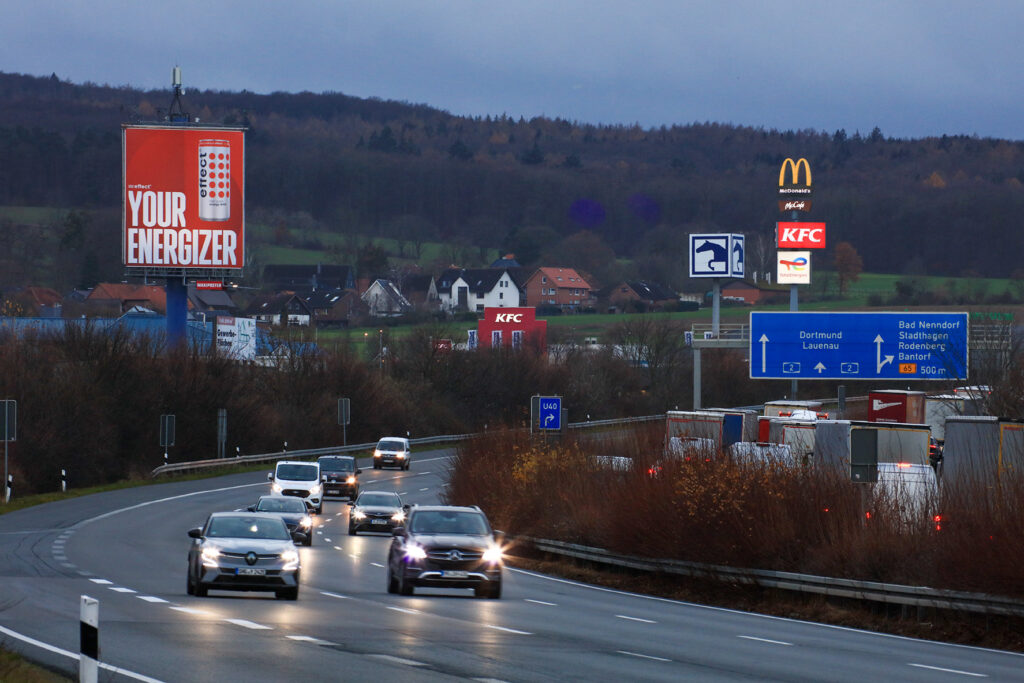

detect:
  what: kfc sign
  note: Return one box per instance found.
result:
[478,307,547,350]
[123,125,245,271]
[777,222,826,249]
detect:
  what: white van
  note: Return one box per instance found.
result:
[871,463,939,529]
[268,460,323,514]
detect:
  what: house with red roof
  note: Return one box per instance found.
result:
[523,267,592,311]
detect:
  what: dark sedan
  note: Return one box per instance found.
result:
[246,495,314,546]
[348,491,407,535]
[187,512,302,600]
[318,455,361,499]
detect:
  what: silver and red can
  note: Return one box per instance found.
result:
[198,139,230,221]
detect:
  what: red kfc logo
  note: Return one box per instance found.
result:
[776,222,826,249]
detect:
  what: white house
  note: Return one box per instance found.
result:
[362,279,412,317]
[436,268,523,312]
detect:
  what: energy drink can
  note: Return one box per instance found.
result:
[198,139,230,221]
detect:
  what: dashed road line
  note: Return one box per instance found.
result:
[484,624,532,635]
[109,587,137,593]
[321,591,350,599]
[137,596,168,603]
[225,618,272,630]
[169,606,210,615]
[287,635,336,645]
[371,562,385,568]
[738,635,792,646]
[386,606,420,615]
[616,614,656,624]
[89,578,113,585]
[368,654,428,667]
[617,650,671,662]
[908,663,987,677]
[525,599,556,606]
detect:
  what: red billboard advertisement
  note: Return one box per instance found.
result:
[477,307,547,350]
[776,222,826,249]
[123,125,245,270]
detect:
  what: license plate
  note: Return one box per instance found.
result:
[237,567,265,576]
[371,519,388,525]
[441,570,469,579]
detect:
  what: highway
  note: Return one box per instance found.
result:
[1,448,1023,681]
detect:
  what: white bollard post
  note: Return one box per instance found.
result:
[80,595,99,683]
[61,469,67,493]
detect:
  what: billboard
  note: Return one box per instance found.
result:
[777,251,811,284]
[778,157,812,212]
[689,234,745,278]
[215,316,256,360]
[776,222,826,249]
[477,307,547,349]
[123,126,245,272]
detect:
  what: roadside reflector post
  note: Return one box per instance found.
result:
[61,468,67,493]
[80,595,99,683]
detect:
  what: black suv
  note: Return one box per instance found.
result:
[318,455,361,499]
[387,505,503,599]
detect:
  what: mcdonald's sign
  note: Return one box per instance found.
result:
[778,157,813,212]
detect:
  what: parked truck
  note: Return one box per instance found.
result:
[868,390,926,424]
[941,416,1024,485]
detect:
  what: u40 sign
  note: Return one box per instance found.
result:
[749,312,968,380]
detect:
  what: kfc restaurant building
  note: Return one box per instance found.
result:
[475,307,547,350]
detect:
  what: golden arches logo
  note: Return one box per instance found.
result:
[779,158,811,188]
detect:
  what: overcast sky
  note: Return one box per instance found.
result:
[3,1,1022,140]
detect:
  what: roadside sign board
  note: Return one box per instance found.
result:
[1,400,15,442]
[749,312,968,380]
[338,398,350,426]
[689,234,744,278]
[533,396,562,431]
[777,251,811,284]
[776,222,826,249]
[159,414,175,448]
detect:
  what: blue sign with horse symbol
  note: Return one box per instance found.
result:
[690,233,744,278]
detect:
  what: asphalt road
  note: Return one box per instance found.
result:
[1,449,1023,682]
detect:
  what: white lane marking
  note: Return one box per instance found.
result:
[367,654,427,667]
[908,663,987,677]
[317,531,324,535]
[507,567,1024,659]
[398,492,408,495]
[616,614,656,624]
[61,563,76,568]
[324,538,332,543]
[72,481,266,528]
[334,546,343,551]
[52,539,65,544]
[137,596,168,603]
[485,624,532,635]
[349,553,360,559]
[474,679,511,683]
[525,599,556,606]
[169,606,210,615]
[419,488,429,491]
[371,562,385,568]
[109,587,137,593]
[738,635,792,646]
[321,591,350,599]
[335,513,343,517]
[225,618,273,630]
[617,650,671,662]
[387,606,420,615]
[0,624,162,683]
[287,635,335,645]
[89,578,113,584]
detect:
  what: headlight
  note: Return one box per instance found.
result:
[374,450,382,458]
[404,543,427,561]
[201,546,221,568]
[346,476,356,484]
[300,516,312,528]
[281,549,300,571]
[391,510,406,522]
[271,483,283,493]
[352,509,367,520]
[310,484,322,496]
[483,545,504,564]
[396,452,406,459]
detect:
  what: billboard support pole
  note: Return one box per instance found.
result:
[711,279,721,338]
[166,277,188,348]
[789,209,799,399]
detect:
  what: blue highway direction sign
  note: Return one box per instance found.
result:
[538,396,562,430]
[749,312,968,380]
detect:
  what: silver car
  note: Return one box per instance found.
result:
[187,512,302,600]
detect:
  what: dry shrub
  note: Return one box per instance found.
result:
[447,425,1024,597]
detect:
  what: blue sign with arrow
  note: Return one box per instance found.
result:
[538,396,562,430]
[749,312,968,380]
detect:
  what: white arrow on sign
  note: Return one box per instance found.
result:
[544,414,554,426]
[759,334,769,373]
[875,335,895,373]
[814,362,826,374]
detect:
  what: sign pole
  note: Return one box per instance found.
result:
[789,208,800,399]
[712,279,721,338]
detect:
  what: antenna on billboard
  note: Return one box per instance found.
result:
[168,65,190,123]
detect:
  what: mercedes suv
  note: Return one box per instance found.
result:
[386,505,503,598]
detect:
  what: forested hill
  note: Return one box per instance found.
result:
[3,70,1024,288]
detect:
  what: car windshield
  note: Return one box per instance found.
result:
[378,440,405,451]
[256,497,306,513]
[319,457,354,472]
[410,510,488,535]
[276,464,318,481]
[357,493,400,507]
[206,516,290,540]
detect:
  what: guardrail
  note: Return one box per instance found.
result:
[521,537,1024,617]
[149,415,663,478]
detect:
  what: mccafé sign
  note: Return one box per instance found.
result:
[477,307,547,350]
[778,157,812,213]
[776,222,826,249]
